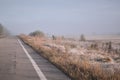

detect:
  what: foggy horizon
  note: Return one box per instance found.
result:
[0,0,120,35]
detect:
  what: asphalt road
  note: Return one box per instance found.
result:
[0,37,70,80]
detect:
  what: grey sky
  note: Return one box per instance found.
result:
[0,0,120,35]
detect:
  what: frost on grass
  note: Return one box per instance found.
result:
[19,34,120,80]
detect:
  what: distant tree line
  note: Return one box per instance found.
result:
[0,23,10,37]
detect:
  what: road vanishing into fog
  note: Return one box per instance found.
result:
[0,37,70,80]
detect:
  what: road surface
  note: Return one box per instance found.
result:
[0,37,70,80]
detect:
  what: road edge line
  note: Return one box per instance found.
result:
[18,39,47,80]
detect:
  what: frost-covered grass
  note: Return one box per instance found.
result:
[19,34,120,80]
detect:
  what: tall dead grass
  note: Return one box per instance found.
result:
[19,34,120,80]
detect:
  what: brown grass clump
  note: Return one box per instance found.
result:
[19,34,120,80]
[96,57,113,63]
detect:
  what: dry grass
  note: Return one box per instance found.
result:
[19,34,120,80]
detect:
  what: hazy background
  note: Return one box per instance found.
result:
[0,0,120,36]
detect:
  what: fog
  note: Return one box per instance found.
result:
[0,0,120,35]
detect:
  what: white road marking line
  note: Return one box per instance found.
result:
[18,39,47,80]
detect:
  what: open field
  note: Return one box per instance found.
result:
[86,35,120,40]
[19,34,120,80]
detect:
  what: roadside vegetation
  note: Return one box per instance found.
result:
[29,30,45,37]
[19,31,120,80]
